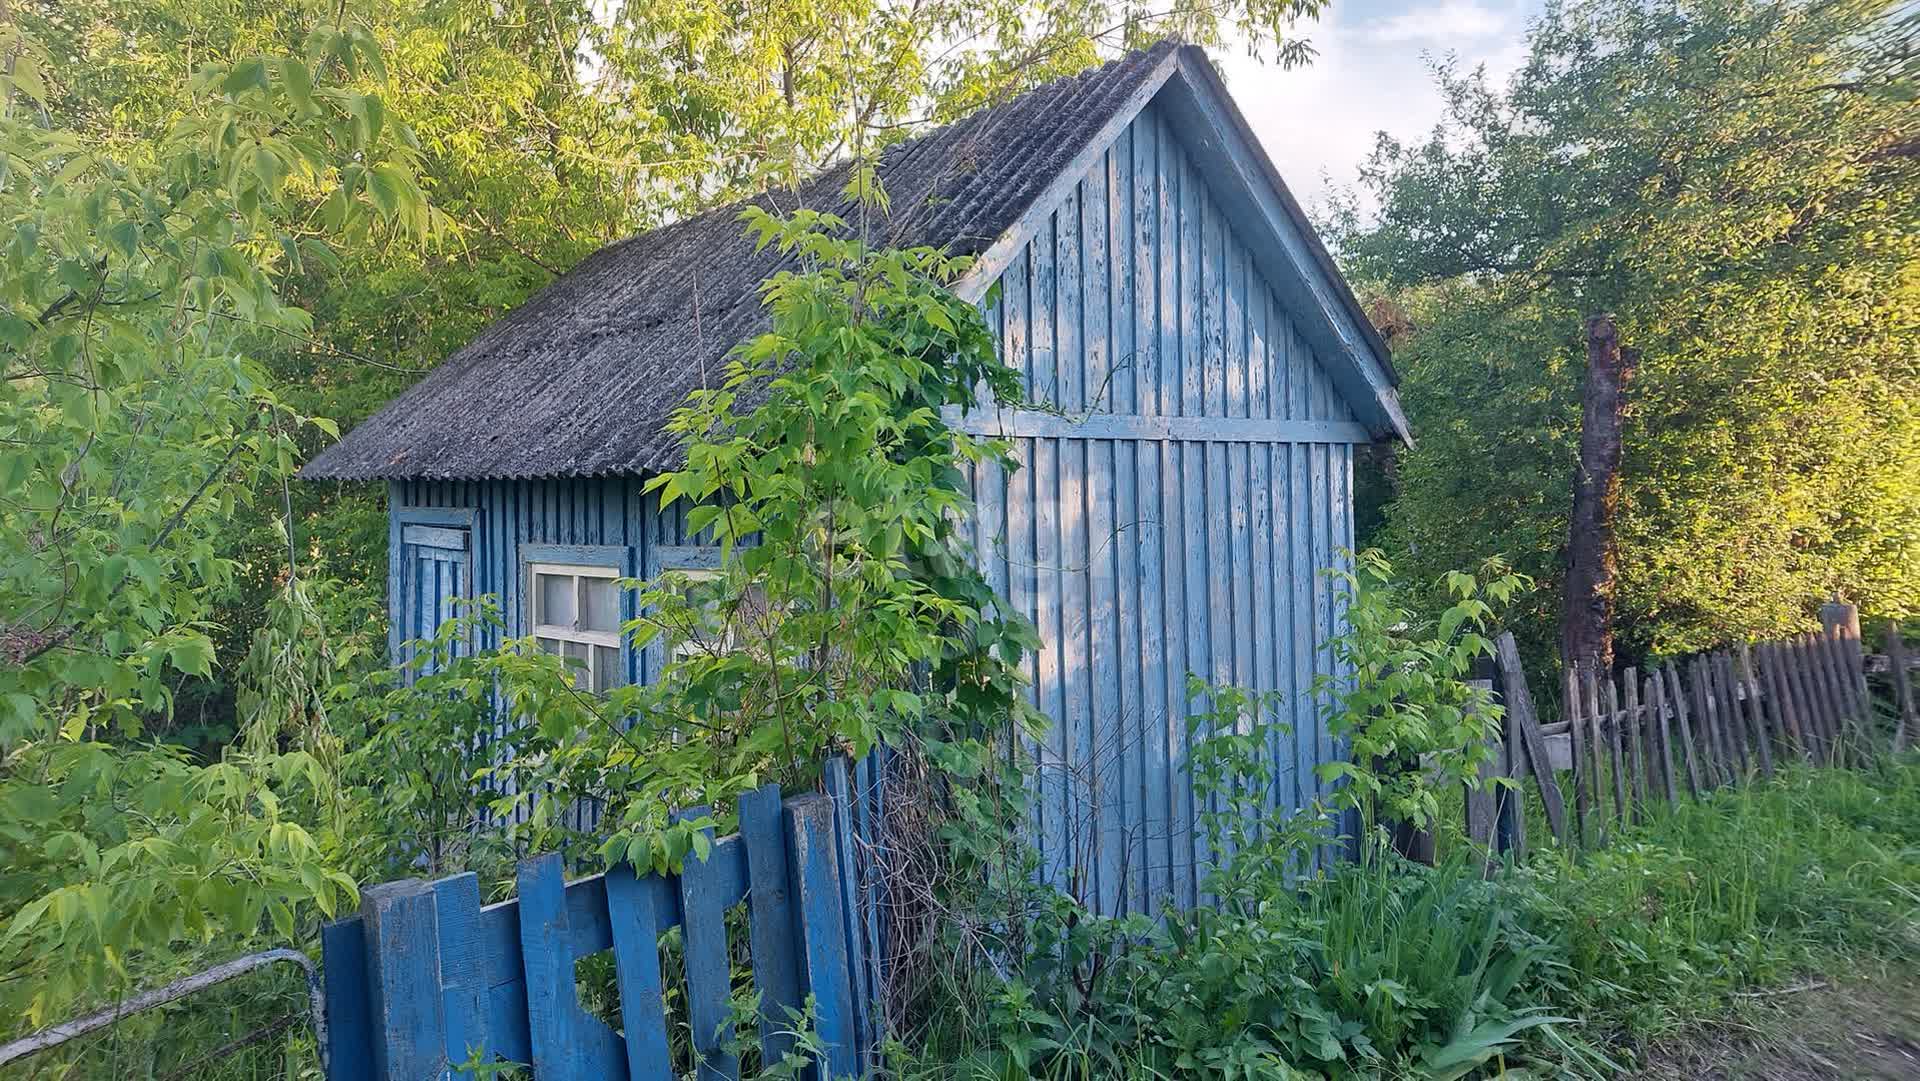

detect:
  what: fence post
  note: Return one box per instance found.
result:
[786,793,860,1081]
[360,880,445,1081]
[740,783,805,1069]
[1821,599,1869,713]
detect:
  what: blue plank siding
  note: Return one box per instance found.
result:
[387,94,1368,920]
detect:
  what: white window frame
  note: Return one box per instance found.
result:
[528,561,624,690]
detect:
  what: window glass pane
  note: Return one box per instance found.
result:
[536,636,561,655]
[563,640,590,688]
[538,572,576,628]
[582,576,620,633]
[592,645,621,692]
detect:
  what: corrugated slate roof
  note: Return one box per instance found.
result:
[302,42,1182,481]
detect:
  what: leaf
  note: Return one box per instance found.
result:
[278,58,313,111]
[224,60,268,95]
[167,637,216,677]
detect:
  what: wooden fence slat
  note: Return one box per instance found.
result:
[1700,657,1733,786]
[1888,625,1915,753]
[1566,668,1590,849]
[740,783,805,1070]
[518,854,584,1081]
[1792,635,1831,763]
[1647,673,1678,806]
[605,864,674,1080]
[1583,667,1608,847]
[1496,633,1567,847]
[362,880,445,1081]
[1714,654,1749,778]
[786,794,860,1081]
[432,873,492,1079]
[1664,662,1704,798]
[821,757,874,1065]
[1604,674,1629,828]
[1818,629,1864,762]
[1764,641,1807,759]
[1497,702,1528,861]
[1737,644,1775,779]
[320,917,374,1080]
[1781,637,1817,761]
[1623,669,1647,820]
[678,821,741,1081]
[1691,658,1727,787]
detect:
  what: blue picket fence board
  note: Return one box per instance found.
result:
[325,786,866,1081]
[821,758,874,1064]
[739,783,804,1067]
[605,864,674,1078]
[431,873,490,1078]
[319,914,374,1078]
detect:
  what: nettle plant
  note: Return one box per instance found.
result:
[1314,549,1527,853]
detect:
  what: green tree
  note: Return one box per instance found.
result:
[0,18,429,1031]
[1328,0,1919,670]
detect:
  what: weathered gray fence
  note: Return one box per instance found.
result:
[1457,605,1910,860]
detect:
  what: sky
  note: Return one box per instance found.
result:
[1211,0,1543,213]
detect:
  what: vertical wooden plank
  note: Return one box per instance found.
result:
[1496,700,1528,862]
[1686,659,1723,787]
[785,795,859,1081]
[1886,625,1915,753]
[1566,668,1591,849]
[1786,636,1827,763]
[1603,674,1628,828]
[1760,641,1804,759]
[321,917,375,1081]
[1736,645,1776,779]
[677,821,740,1081]
[1647,672,1679,806]
[1717,653,1753,777]
[1664,663,1704,798]
[362,880,445,1081]
[1812,629,1857,761]
[1494,633,1567,846]
[517,855,582,1081]
[1581,667,1606,847]
[433,874,492,1078]
[1462,681,1498,859]
[738,783,803,1068]
[824,760,877,1063]
[605,864,673,1081]
[1622,670,1647,819]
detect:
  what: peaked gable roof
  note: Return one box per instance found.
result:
[303,41,1403,482]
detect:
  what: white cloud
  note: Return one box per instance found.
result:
[1211,0,1539,214]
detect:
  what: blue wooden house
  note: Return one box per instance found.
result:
[302,40,1409,916]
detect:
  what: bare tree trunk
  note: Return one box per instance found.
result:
[1561,315,1637,676]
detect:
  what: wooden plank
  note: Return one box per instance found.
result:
[517,853,621,1081]
[1665,662,1704,799]
[361,880,445,1081]
[1815,629,1862,762]
[1559,668,1589,856]
[821,759,875,1063]
[1888,625,1915,753]
[1776,639,1815,761]
[320,917,375,1081]
[1581,666,1606,847]
[1463,681,1498,856]
[1496,696,1528,861]
[604,863,673,1081]
[1736,645,1776,779]
[1787,635,1828,763]
[1697,660,1728,787]
[1722,652,1755,776]
[1494,633,1567,846]
[1647,672,1678,806]
[1763,641,1808,759]
[677,821,740,1081]
[1708,654,1743,779]
[739,783,803,1069]
[433,873,492,1078]
[1622,668,1647,820]
[1604,674,1629,828]
[785,794,859,1080]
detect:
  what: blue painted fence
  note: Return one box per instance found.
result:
[320,782,872,1080]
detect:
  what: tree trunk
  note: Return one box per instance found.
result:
[1561,315,1637,676]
